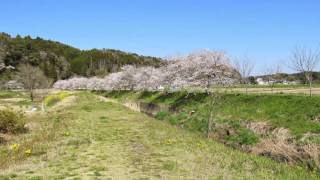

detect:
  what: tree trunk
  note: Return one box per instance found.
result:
[306,73,313,97]
[244,78,248,94]
[30,89,34,102]
[41,101,45,112]
[309,80,312,97]
[206,78,210,94]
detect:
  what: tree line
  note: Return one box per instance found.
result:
[53,50,238,91]
[0,32,163,82]
[53,47,320,97]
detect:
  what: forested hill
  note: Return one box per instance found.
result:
[0,32,164,81]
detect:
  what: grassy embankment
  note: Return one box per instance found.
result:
[101,91,320,171]
[0,91,318,179]
[101,91,320,144]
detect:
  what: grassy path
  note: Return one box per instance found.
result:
[0,92,318,179]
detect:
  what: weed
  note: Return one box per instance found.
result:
[25,149,32,156]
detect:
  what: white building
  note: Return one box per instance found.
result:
[256,78,268,85]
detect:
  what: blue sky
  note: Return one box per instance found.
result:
[1,0,320,74]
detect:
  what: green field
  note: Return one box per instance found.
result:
[0,91,319,179]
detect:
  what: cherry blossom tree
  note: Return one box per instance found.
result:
[53,49,238,93]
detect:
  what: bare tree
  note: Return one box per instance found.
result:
[265,64,282,94]
[290,47,320,97]
[17,64,52,101]
[234,56,254,94]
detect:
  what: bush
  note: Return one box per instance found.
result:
[225,120,259,145]
[155,111,169,120]
[168,116,179,125]
[227,130,259,145]
[44,92,71,107]
[0,108,26,133]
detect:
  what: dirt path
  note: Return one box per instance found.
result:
[0,92,317,179]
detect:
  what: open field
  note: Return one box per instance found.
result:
[228,87,320,95]
[0,91,318,179]
[169,84,320,96]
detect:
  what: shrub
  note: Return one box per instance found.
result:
[157,113,181,125]
[0,108,26,133]
[227,129,259,145]
[155,111,169,120]
[168,116,179,125]
[225,120,259,145]
[44,92,70,107]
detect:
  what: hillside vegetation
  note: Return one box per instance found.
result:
[0,32,163,83]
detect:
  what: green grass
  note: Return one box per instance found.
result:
[101,91,320,138]
[154,111,169,121]
[0,91,24,99]
[221,119,260,145]
[219,94,320,136]
[230,83,320,89]
[0,91,318,179]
